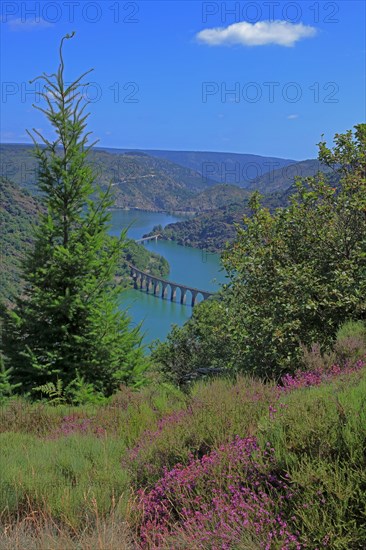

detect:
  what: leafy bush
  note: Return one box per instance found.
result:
[336,320,366,342]
[221,125,366,379]
[334,320,366,365]
[151,297,234,386]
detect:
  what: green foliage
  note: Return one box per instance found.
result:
[151,297,233,386]
[33,374,108,408]
[1,34,146,396]
[0,177,42,303]
[0,357,21,404]
[33,379,65,405]
[118,239,170,279]
[334,320,366,365]
[64,372,107,405]
[222,124,366,379]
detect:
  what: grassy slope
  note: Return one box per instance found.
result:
[0,355,365,549]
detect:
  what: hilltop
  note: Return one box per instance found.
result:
[247,158,333,193]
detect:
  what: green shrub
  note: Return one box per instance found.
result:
[222,125,366,379]
[151,297,234,386]
[334,320,366,366]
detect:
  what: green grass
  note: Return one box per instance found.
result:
[1,367,365,548]
[258,371,366,548]
[0,432,129,528]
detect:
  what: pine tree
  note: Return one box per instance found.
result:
[2,33,146,396]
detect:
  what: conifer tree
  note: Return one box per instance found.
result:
[2,33,146,396]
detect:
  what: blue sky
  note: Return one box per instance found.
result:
[1,0,365,159]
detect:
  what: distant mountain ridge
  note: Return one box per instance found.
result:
[1,145,324,213]
[97,147,296,186]
[247,159,333,193]
[1,145,215,211]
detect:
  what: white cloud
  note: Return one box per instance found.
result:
[287,114,299,119]
[7,18,53,31]
[196,20,317,48]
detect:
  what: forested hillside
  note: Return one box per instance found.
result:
[148,186,294,251]
[0,177,43,303]
[1,144,313,211]
[100,147,296,185]
[0,177,169,304]
[247,158,333,193]
[1,145,216,211]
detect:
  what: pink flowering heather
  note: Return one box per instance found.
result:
[132,359,366,548]
[279,358,366,393]
[48,414,106,439]
[136,436,302,549]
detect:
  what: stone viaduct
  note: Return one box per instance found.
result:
[129,265,213,307]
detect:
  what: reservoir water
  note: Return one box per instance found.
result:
[109,210,226,346]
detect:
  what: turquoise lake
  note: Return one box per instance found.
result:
[109,210,227,346]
